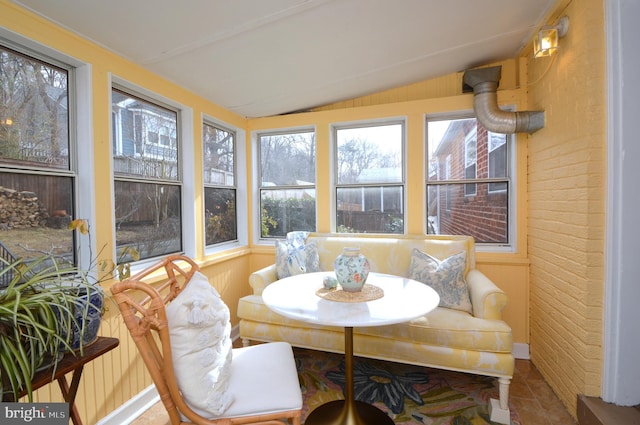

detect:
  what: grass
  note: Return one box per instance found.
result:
[1,227,73,261]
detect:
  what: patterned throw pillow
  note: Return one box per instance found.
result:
[165,271,234,417]
[275,231,320,279]
[408,249,473,314]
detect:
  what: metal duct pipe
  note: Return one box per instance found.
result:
[463,66,544,134]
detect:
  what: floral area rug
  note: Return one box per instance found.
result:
[294,348,521,425]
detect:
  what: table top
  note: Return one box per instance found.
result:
[262,272,439,328]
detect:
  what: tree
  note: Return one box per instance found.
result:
[260,132,315,185]
[0,48,69,167]
[336,138,381,184]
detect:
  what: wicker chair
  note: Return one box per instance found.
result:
[110,255,302,425]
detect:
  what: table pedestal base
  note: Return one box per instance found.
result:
[304,327,395,425]
[304,399,394,425]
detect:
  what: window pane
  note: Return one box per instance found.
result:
[336,186,403,234]
[259,130,316,238]
[426,182,508,244]
[427,117,511,245]
[203,124,234,186]
[335,123,404,234]
[260,189,316,238]
[0,46,69,170]
[204,187,237,245]
[114,181,182,260]
[336,124,402,185]
[111,89,178,180]
[260,132,315,185]
[0,172,74,264]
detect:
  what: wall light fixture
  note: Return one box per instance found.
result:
[533,16,569,58]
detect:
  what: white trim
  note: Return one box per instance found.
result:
[603,0,640,405]
[512,343,530,360]
[74,64,97,270]
[231,323,240,342]
[180,107,197,258]
[95,385,159,425]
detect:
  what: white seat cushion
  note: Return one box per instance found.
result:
[217,342,303,419]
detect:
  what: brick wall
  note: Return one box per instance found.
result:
[527,0,606,415]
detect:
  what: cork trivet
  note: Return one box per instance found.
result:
[316,284,384,303]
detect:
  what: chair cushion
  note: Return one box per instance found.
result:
[275,231,320,279]
[219,342,303,419]
[165,271,233,416]
[408,249,473,314]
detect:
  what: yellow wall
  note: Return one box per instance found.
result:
[0,0,607,422]
[526,0,607,415]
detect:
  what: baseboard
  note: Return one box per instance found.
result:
[512,343,530,359]
[231,323,240,342]
[95,385,159,425]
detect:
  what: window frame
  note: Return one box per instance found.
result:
[332,119,406,235]
[426,112,515,251]
[110,82,185,265]
[202,119,238,248]
[255,127,317,241]
[0,35,93,268]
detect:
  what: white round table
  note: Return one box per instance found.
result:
[262,271,440,425]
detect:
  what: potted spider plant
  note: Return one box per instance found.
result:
[0,219,137,401]
[0,255,97,401]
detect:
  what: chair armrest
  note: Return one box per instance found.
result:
[249,264,278,295]
[467,269,508,320]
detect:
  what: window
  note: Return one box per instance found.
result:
[258,130,316,238]
[0,43,76,267]
[203,121,237,246]
[111,88,182,261]
[427,116,511,245]
[335,122,404,234]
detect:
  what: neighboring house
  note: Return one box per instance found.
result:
[431,119,508,244]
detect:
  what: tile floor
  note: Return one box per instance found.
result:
[130,357,577,425]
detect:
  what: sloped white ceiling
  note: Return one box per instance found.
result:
[14,0,555,118]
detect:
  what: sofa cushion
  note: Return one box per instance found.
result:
[166,271,234,417]
[408,249,473,314]
[275,232,320,279]
[357,307,513,353]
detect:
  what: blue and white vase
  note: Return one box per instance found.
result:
[334,247,370,292]
[69,285,104,351]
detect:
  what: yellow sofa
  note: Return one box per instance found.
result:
[238,233,514,423]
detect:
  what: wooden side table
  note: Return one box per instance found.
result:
[3,336,119,425]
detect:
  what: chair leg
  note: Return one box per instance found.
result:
[489,377,511,424]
